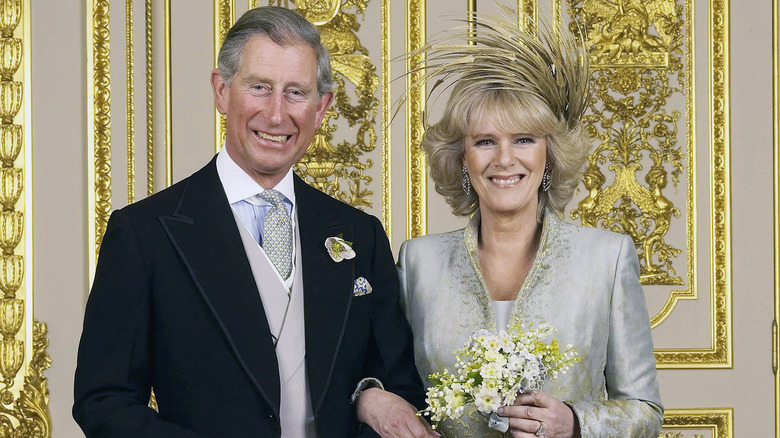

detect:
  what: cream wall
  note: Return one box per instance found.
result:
[32,2,87,437]
[28,1,778,437]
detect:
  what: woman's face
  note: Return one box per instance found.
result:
[463,116,547,220]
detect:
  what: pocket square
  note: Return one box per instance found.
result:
[353,277,372,296]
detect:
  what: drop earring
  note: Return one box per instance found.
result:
[462,166,471,195]
[542,163,552,192]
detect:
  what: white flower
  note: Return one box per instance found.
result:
[444,383,467,408]
[324,236,355,262]
[474,385,501,413]
[507,354,524,371]
[483,349,506,366]
[480,362,504,380]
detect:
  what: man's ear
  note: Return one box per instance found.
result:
[211,68,229,115]
[314,91,334,127]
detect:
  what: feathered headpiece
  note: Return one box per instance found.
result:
[401,8,589,129]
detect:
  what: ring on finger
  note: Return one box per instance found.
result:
[534,422,546,437]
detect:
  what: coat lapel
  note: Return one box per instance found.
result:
[295,176,354,413]
[158,159,281,416]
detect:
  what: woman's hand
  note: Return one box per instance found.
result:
[497,392,580,438]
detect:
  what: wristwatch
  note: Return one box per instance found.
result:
[350,377,384,405]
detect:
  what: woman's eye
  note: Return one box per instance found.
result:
[475,139,493,146]
[516,137,535,144]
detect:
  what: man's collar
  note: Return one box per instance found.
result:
[216,146,296,205]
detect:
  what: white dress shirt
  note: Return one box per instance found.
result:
[216,147,297,289]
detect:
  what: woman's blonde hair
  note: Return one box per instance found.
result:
[423,82,590,219]
[401,10,591,220]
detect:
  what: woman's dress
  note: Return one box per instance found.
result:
[397,211,663,437]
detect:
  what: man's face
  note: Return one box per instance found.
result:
[211,34,333,188]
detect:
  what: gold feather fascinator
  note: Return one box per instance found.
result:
[398,8,590,129]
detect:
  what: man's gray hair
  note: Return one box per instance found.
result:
[217,6,333,97]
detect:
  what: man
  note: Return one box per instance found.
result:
[73,7,435,437]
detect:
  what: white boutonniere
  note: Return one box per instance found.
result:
[325,234,356,262]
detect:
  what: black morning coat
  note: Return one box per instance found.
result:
[73,157,425,437]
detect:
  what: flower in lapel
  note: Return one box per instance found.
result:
[325,234,355,262]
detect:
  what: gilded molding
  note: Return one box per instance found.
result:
[467,0,475,43]
[406,0,426,239]
[517,0,536,32]
[381,0,391,236]
[654,0,731,368]
[164,0,172,187]
[774,0,780,432]
[88,0,113,282]
[126,0,135,203]
[145,0,154,196]
[213,0,233,153]
[660,408,732,438]
[0,0,52,435]
[649,0,697,330]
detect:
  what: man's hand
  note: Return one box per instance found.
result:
[356,388,440,438]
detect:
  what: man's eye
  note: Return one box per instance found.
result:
[286,89,307,100]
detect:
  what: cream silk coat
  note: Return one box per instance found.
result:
[397,211,663,438]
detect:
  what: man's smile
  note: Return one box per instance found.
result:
[253,130,290,143]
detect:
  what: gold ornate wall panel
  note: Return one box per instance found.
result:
[0,0,51,435]
[406,1,730,368]
[87,0,175,278]
[559,0,730,367]
[246,0,394,235]
[650,0,730,368]
[568,0,690,289]
[88,0,396,270]
[410,0,730,368]
[660,409,732,438]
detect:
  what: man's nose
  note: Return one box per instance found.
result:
[265,93,285,125]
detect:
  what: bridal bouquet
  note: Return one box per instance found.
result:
[422,320,579,432]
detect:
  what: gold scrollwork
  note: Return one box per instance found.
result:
[87,0,113,281]
[0,0,51,435]
[569,0,685,286]
[249,0,392,228]
[262,1,380,210]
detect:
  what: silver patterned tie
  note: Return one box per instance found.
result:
[259,189,293,280]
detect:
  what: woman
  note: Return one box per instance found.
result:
[397,13,663,438]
